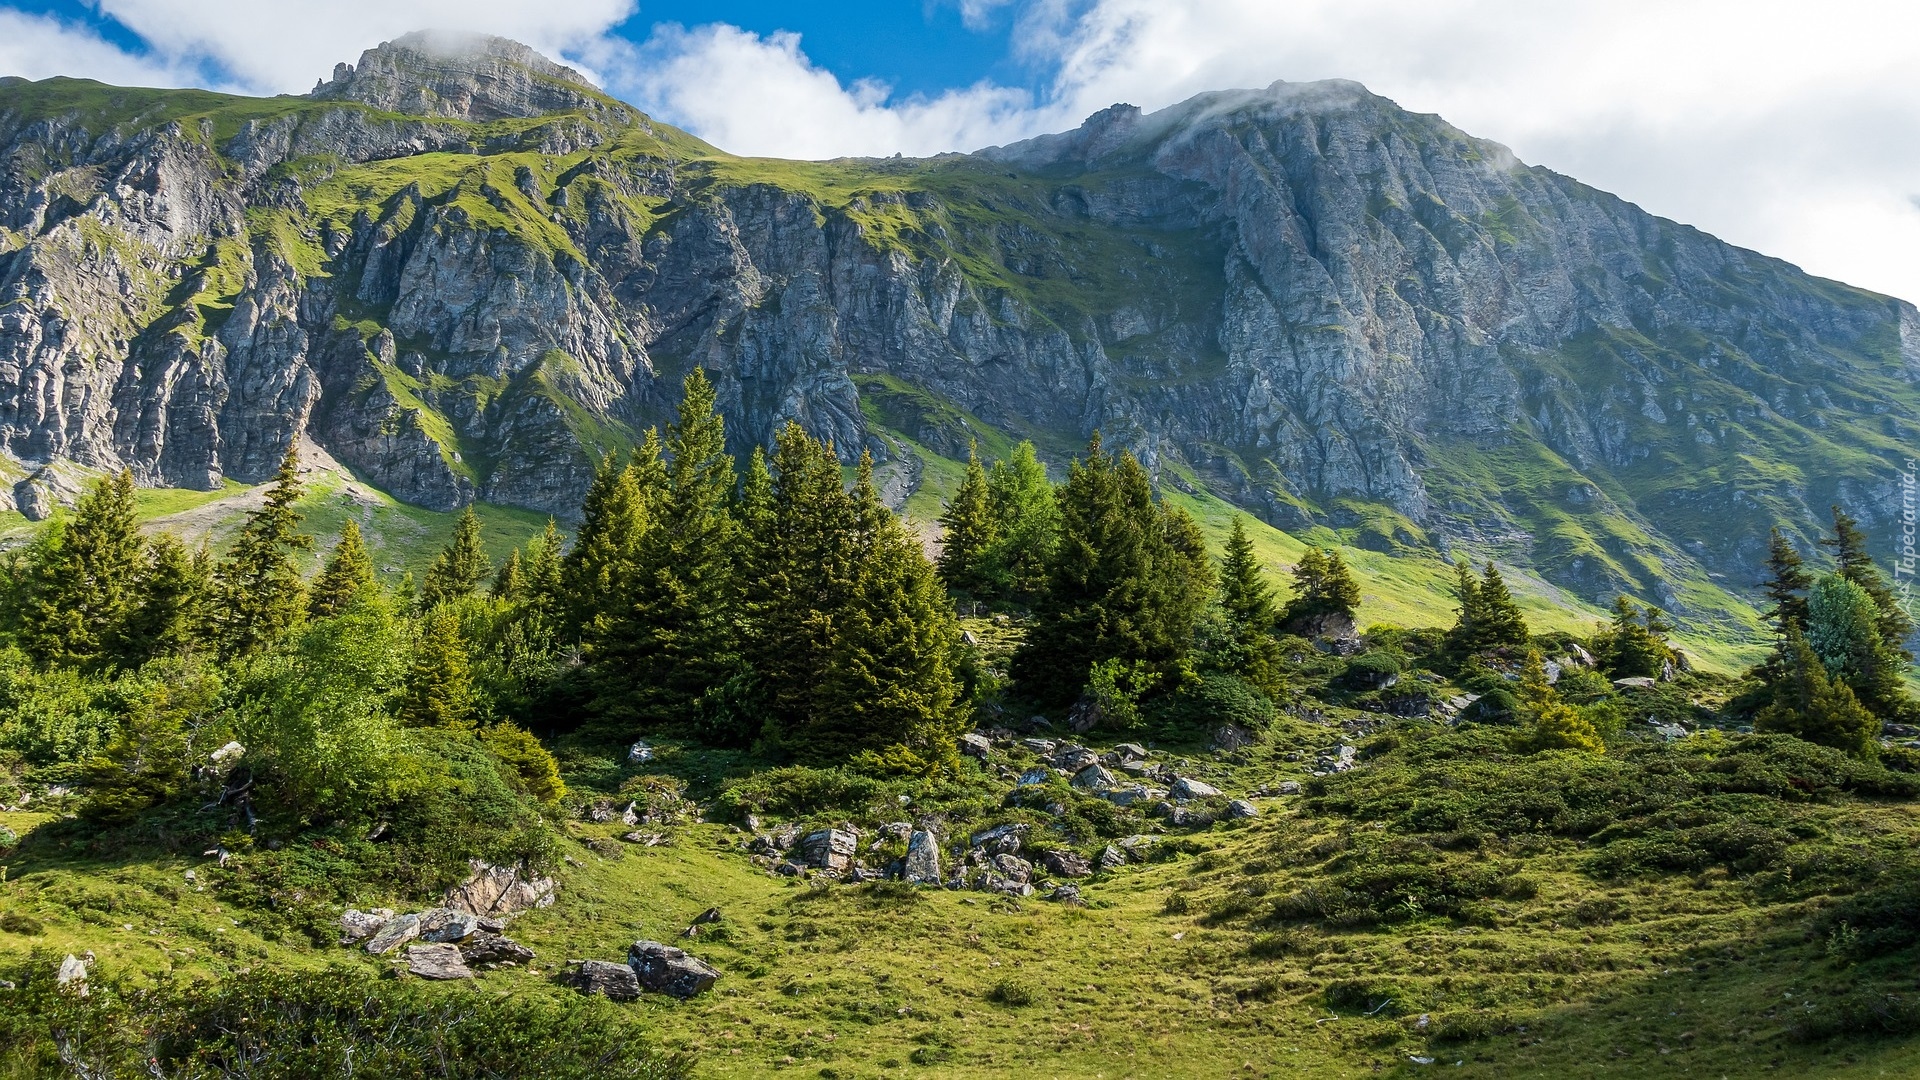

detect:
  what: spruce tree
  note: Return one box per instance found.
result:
[1281,546,1361,628]
[1474,563,1530,652]
[559,441,658,645]
[121,534,210,662]
[747,422,858,746]
[17,469,143,670]
[1011,434,1199,707]
[212,446,312,658]
[1220,518,1277,630]
[1441,559,1483,661]
[1823,505,1914,660]
[398,605,476,730]
[981,441,1060,602]
[1600,595,1672,679]
[521,519,565,622]
[597,369,743,730]
[937,442,998,595]
[309,520,376,620]
[490,549,523,600]
[1757,627,1879,757]
[1217,517,1285,698]
[809,458,969,770]
[421,507,492,609]
[1761,527,1813,636]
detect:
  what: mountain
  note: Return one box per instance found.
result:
[1,32,1915,629]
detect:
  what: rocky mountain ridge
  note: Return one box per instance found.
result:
[1,33,1915,624]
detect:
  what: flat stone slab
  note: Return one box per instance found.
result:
[405,943,474,980]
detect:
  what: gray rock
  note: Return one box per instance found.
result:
[406,943,474,980]
[1170,776,1221,800]
[970,823,1029,854]
[1226,799,1260,819]
[364,913,421,954]
[960,733,993,759]
[1049,883,1087,905]
[1276,781,1303,796]
[1038,849,1094,878]
[1020,738,1058,755]
[1110,742,1148,762]
[418,907,479,943]
[1096,844,1128,871]
[1053,746,1101,772]
[628,941,720,999]
[443,860,556,917]
[991,853,1033,884]
[904,829,942,884]
[564,959,641,1001]
[798,828,858,872]
[1071,764,1117,792]
[1016,767,1053,788]
[1613,677,1658,690]
[55,954,87,996]
[459,932,535,965]
[1102,784,1161,807]
[627,741,654,765]
[339,908,394,945]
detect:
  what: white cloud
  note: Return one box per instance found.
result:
[0,8,193,86]
[604,24,1041,159]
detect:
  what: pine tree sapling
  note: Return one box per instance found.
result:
[399,605,477,731]
[212,445,312,658]
[17,469,142,670]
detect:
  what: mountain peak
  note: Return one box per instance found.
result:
[310,31,612,122]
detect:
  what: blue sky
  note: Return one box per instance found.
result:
[0,1,1916,303]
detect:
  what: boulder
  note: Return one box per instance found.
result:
[419,907,479,943]
[1101,784,1160,806]
[55,954,87,996]
[904,829,943,884]
[1226,799,1260,819]
[960,733,993,759]
[1070,764,1117,792]
[406,943,474,980]
[1049,883,1087,906]
[991,853,1033,884]
[564,959,641,1001]
[1118,759,1156,776]
[1020,738,1058,755]
[1053,746,1101,772]
[1096,844,1128,871]
[363,913,421,954]
[1109,742,1148,762]
[1015,766,1054,787]
[798,828,858,872]
[1613,677,1657,690]
[627,741,654,765]
[1209,724,1254,751]
[1170,776,1221,800]
[339,908,393,945]
[1038,849,1093,878]
[460,932,535,965]
[1276,781,1303,796]
[628,941,721,999]
[970,822,1028,855]
[442,860,556,918]
[1166,805,1215,827]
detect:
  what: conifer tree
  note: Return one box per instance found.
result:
[398,605,476,730]
[211,445,311,658]
[1761,527,1813,636]
[1600,595,1673,679]
[981,440,1060,602]
[1011,434,1200,707]
[747,422,858,743]
[121,534,210,662]
[1216,517,1285,698]
[1757,627,1879,757]
[937,442,998,595]
[490,549,523,600]
[1219,518,1277,630]
[1441,560,1482,661]
[309,520,376,620]
[1822,505,1914,660]
[1280,546,1361,627]
[559,440,659,645]
[1474,562,1530,651]
[597,369,743,729]
[521,519,565,621]
[421,507,492,609]
[809,457,969,769]
[17,469,143,670]
[1513,650,1605,753]
[1804,571,1908,721]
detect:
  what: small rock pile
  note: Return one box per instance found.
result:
[563,939,721,1001]
[338,860,550,980]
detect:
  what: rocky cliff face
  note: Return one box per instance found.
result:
[1,36,1915,618]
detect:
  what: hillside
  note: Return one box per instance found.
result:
[1,33,1916,641]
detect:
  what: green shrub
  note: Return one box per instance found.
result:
[1149,674,1275,739]
[986,977,1038,1007]
[1339,650,1405,689]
